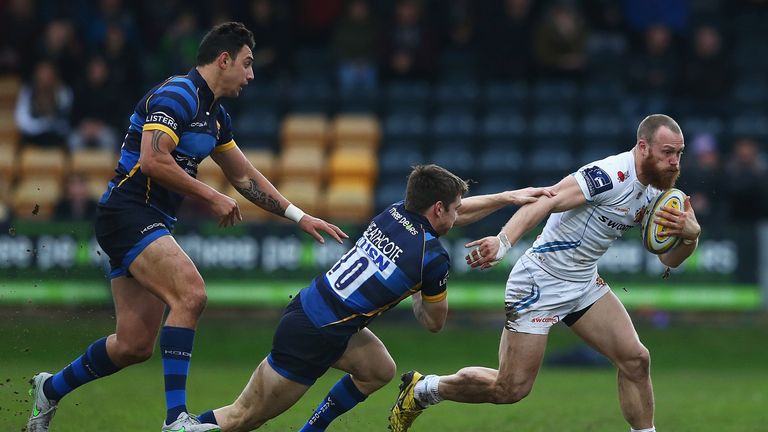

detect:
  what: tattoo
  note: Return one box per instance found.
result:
[150,130,166,154]
[235,179,284,215]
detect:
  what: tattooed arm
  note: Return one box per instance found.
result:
[210,145,290,217]
[140,130,240,226]
[212,144,348,242]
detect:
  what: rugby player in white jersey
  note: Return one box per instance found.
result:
[389,114,701,432]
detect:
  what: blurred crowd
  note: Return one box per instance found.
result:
[2,0,768,227]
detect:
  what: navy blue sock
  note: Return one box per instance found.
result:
[43,336,121,402]
[160,326,195,425]
[299,374,367,432]
[197,410,218,425]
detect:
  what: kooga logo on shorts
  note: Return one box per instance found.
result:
[140,222,166,234]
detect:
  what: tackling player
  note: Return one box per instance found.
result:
[389,115,701,432]
[27,22,346,432]
[194,164,553,431]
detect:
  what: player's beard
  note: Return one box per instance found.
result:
[641,153,680,190]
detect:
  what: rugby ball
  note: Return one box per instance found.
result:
[642,188,686,254]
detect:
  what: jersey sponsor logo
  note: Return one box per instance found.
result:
[581,166,613,196]
[530,315,560,324]
[440,269,450,287]
[146,111,178,131]
[388,207,418,236]
[617,170,629,182]
[173,152,199,176]
[140,222,166,234]
[189,121,208,128]
[597,215,633,231]
[362,221,404,265]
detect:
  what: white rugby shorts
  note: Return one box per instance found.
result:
[504,254,610,335]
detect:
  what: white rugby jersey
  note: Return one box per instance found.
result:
[525,150,662,282]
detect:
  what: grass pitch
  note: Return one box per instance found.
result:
[1,308,766,431]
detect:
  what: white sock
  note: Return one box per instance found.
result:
[413,374,443,407]
[631,427,656,432]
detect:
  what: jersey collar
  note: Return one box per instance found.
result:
[399,203,438,237]
[188,68,217,113]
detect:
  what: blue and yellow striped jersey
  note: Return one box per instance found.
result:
[99,68,237,225]
[300,201,451,335]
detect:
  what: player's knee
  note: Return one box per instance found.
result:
[373,357,397,386]
[176,279,208,316]
[113,339,155,365]
[618,344,651,381]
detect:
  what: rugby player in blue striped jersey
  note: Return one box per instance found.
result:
[196,164,552,431]
[27,22,346,432]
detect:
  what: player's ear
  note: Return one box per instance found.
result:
[217,51,231,69]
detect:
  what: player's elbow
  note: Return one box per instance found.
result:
[139,157,160,177]
[658,254,682,268]
[424,320,445,333]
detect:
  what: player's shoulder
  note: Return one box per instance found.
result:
[575,150,633,199]
[424,232,449,261]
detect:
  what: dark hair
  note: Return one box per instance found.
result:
[196,22,255,66]
[405,164,469,213]
[637,114,682,145]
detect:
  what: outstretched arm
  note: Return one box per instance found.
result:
[454,187,555,227]
[212,146,348,243]
[465,175,587,269]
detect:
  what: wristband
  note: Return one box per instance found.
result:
[284,204,305,223]
[495,231,512,261]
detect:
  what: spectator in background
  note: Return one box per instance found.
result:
[15,61,72,148]
[478,0,533,81]
[68,57,121,153]
[101,23,141,103]
[38,19,83,86]
[435,0,477,50]
[332,0,378,92]
[679,25,731,113]
[297,0,344,46]
[0,0,42,75]
[627,24,679,94]
[158,9,202,77]
[381,0,435,81]
[677,133,726,227]
[623,0,688,34]
[724,137,768,222]
[53,174,98,221]
[83,0,139,53]
[533,1,589,81]
[243,0,293,81]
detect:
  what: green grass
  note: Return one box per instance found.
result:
[1,310,766,431]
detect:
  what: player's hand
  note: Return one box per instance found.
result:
[465,236,501,270]
[298,214,349,244]
[654,195,700,241]
[504,186,556,206]
[210,192,242,228]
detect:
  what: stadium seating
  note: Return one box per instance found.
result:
[281,114,329,147]
[323,180,373,223]
[278,179,322,217]
[330,114,381,150]
[19,147,68,181]
[279,146,326,183]
[11,176,61,219]
[70,149,118,180]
